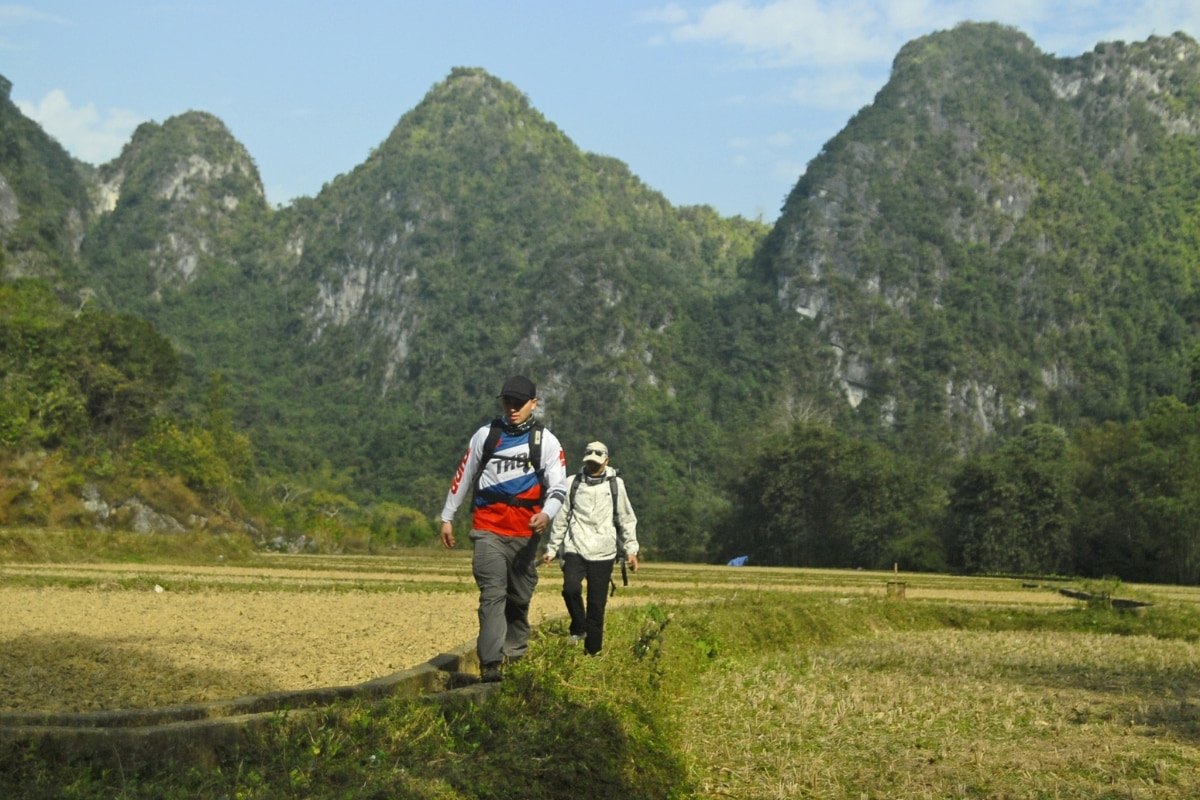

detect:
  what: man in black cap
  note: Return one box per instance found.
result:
[440,375,567,682]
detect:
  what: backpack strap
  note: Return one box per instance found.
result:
[526,422,545,503]
[568,467,583,506]
[562,470,584,547]
[528,424,543,477]
[470,419,504,500]
[608,472,622,538]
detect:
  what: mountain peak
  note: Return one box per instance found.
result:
[105,110,263,204]
[84,110,269,300]
[372,66,558,162]
[765,25,1200,438]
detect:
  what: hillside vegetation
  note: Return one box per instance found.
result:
[3,24,1200,583]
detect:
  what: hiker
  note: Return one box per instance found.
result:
[440,375,568,682]
[542,440,639,655]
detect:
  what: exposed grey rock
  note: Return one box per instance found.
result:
[81,483,110,521]
[121,497,186,534]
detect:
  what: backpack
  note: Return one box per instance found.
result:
[565,467,629,593]
[471,419,546,509]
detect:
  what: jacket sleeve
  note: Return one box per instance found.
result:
[540,431,569,520]
[615,477,639,556]
[440,426,488,523]
[545,474,575,556]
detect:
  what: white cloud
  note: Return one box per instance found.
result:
[772,158,808,181]
[660,0,920,67]
[727,129,814,170]
[786,70,883,110]
[0,4,73,50]
[0,5,71,25]
[15,89,141,164]
[648,0,1200,67]
[1084,1,1200,49]
[638,3,690,24]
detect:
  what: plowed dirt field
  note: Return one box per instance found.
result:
[0,555,585,713]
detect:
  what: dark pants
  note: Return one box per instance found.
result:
[561,552,615,655]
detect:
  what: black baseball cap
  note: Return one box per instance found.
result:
[498,375,536,403]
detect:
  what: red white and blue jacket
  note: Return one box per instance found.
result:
[440,422,567,537]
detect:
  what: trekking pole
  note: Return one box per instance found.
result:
[610,553,629,597]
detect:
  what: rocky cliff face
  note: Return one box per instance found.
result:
[82,111,270,303]
[25,65,765,526]
[284,67,759,413]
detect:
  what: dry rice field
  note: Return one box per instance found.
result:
[0,553,609,714]
[0,552,1123,715]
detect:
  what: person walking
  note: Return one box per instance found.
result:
[440,375,567,682]
[542,441,639,655]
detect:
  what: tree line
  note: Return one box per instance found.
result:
[712,386,1200,585]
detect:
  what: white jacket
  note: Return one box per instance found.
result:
[545,467,639,561]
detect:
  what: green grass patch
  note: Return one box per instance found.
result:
[0,527,258,565]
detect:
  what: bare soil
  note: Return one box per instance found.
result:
[0,583,572,714]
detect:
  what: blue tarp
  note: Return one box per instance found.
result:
[727,555,749,567]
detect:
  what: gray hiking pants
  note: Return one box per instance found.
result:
[470,530,541,666]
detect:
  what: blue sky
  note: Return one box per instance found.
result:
[5,2,1199,222]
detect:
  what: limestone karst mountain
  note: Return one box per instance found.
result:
[2,23,1200,558]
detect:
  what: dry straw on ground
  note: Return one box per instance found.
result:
[1,555,643,713]
[0,556,1085,714]
[685,628,1200,798]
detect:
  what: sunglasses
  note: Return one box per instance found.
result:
[586,449,606,456]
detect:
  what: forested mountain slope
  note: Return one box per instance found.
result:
[0,76,91,283]
[762,23,1200,456]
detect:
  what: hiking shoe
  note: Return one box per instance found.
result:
[568,634,585,644]
[480,663,502,683]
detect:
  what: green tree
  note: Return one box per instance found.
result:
[202,372,253,484]
[1072,398,1200,584]
[1184,341,1200,407]
[946,424,1074,575]
[0,280,179,450]
[368,501,437,547]
[66,310,180,444]
[129,417,234,494]
[716,422,938,569]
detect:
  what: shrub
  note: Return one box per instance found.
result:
[369,501,437,547]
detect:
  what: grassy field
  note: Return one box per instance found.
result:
[3,530,1200,798]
